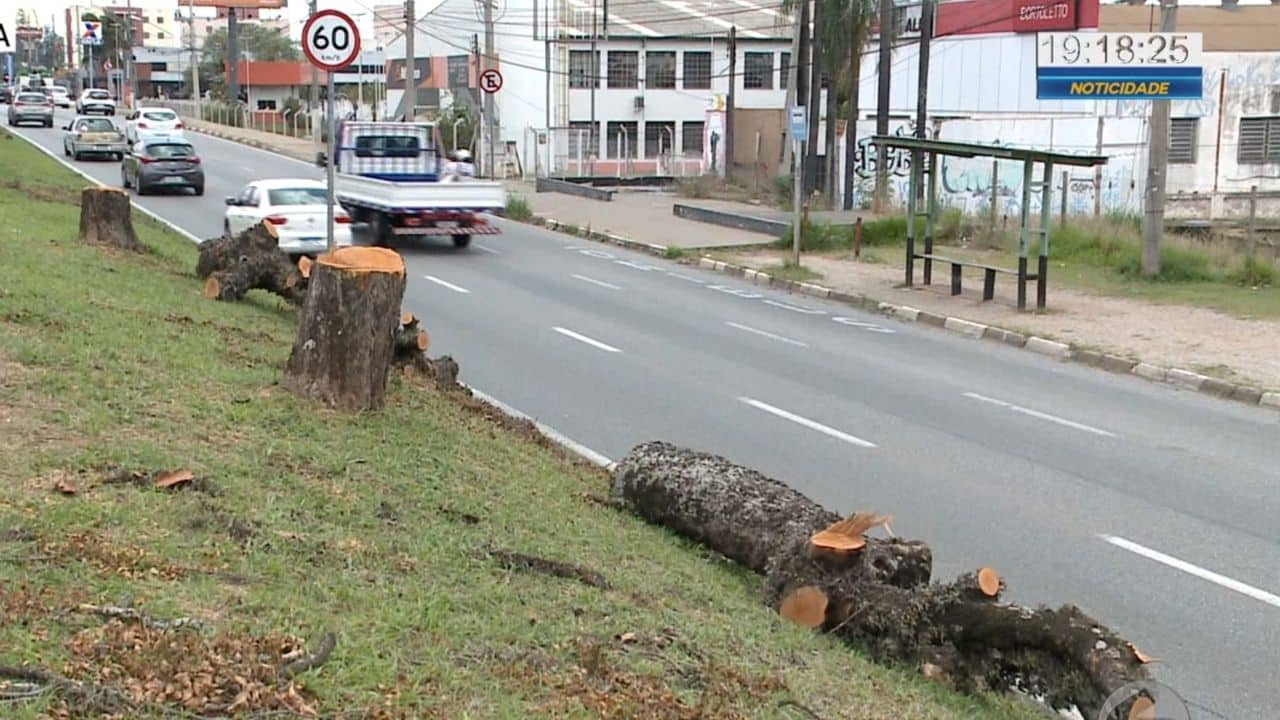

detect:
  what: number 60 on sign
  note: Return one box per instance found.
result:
[302,9,361,72]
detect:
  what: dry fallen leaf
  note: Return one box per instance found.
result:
[54,480,78,496]
[617,632,637,644]
[1129,643,1159,664]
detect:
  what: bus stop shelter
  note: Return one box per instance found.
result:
[873,136,1109,310]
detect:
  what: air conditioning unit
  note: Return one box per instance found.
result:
[633,95,644,111]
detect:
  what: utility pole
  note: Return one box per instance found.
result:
[403,0,414,121]
[793,0,809,176]
[804,0,821,196]
[484,0,495,178]
[589,0,597,176]
[227,8,238,106]
[781,0,803,171]
[914,0,933,204]
[873,0,892,213]
[309,0,319,142]
[187,0,200,110]
[726,25,736,181]
[1141,0,1177,277]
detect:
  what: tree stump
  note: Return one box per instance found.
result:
[197,221,307,304]
[282,247,406,411]
[610,441,1152,718]
[78,187,141,251]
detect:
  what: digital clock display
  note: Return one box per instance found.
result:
[1037,32,1203,68]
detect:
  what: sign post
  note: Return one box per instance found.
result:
[301,9,361,254]
[788,105,807,267]
[479,69,502,177]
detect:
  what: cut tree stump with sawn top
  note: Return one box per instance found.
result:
[78,187,141,251]
[610,441,1154,719]
[197,221,308,304]
[282,246,407,411]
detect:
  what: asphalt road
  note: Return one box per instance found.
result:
[11,109,1280,719]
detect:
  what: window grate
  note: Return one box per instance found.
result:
[1168,118,1197,164]
[683,51,711,90]
[1238,117,1279,165]
[644,121,675,157]
[645,51,676,89]
[744,52,774,90]
[608,51,639,89]
[569,50,598,89]
[682,121,704,157]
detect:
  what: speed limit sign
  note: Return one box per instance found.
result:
[302,9,361,72]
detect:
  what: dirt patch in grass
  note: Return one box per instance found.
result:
[0,178,83,206]
[35,531,189,581]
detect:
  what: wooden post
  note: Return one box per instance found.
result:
[1060,170,1069,227]
[283,247,408,411]
[1247,185,1258,260]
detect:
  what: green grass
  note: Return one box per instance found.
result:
[504,193,534,222]
[0,130,1040,718]
[662,245,689,260]
[771,216,911,253]
[760,261,823,283]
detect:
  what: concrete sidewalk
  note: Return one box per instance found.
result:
[505,180,776,249]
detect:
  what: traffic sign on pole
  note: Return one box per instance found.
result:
[479,68,503,94]
[81,21,103,47]
[0,8,15,53]
[302,8,361,255]
[301,9,361,72]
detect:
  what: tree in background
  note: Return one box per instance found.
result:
[199,24,299,100]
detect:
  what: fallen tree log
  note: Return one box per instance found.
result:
[610,441,1151,718]
[282,246,406,411]
[196,221,307,304]
[79,187,141,251]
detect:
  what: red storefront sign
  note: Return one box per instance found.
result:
[934,0,1098,37]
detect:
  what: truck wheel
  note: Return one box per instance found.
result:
[452,234,472,249]
[371,214,392,248]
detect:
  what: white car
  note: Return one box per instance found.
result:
[125,106,184,143]
[49,86,72,108]
[75,89,116,115]
[224,179,353,256]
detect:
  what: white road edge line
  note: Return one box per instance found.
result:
[739,397,877,448]
[8,126,203,244]
[473,243,501,254]
[725,321,808,347]
[553,326,622,353]
[466,385,615,470]
[666,272,705,284]
[571,273,622,290]
[1100,534,1280,609]
[423,275,472,294]
[763,299,827,315]
[963,392,1117,438]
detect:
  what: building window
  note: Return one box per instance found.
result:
[447,55,470,88]
[606,121,638,158]
[1238,117,1280,165]
[644,121,675,157]
[682,121,704,157]
[780,52,790,90]
[1168,118,1197,164]
[151,62,166,71]
[744,52,773,89]
[569,50,598,89]
[568,121,598,157]
[256,99,277,110]
[156,15,163,23]
[683,51,710,90]
[608,51,638,89]
[158,32,165,40]
[143,32,151,39]
[645,51,675,89]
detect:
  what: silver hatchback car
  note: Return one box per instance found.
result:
[7,91,54,127]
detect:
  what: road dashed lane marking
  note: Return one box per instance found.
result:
[725,322,809,348]
[473,243,501,254]
[423,275,472,294]
[1100,535,1280,610]
[571,274,622,290]
[763,299,827,315]
[553,326,622,353]
[666,272,705,284]
[963,392,1117,437]
[739,397,877,448]
[833,316,896,334]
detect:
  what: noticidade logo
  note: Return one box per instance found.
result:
[1096,680,1191,720]
[1069,81,1173,97]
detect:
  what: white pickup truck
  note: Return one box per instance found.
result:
[327,121,505,249]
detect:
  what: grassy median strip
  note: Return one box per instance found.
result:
[0,132,1040,718]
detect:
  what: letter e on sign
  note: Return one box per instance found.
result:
[480,69,503,94]
[302,9,361,72]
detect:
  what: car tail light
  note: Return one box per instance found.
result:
[335,215,351,224]
[137,122,148,128]
[265,215,289,225]
[403,216,423,227]
[175,122,184,129]
[188,157,201,164]
[138,156,157,164]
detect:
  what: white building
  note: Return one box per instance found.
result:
[385,0,795,176]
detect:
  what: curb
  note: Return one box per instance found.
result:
[520,212,1279,414]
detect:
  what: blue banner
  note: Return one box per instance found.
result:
[1036,65,1203,100]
